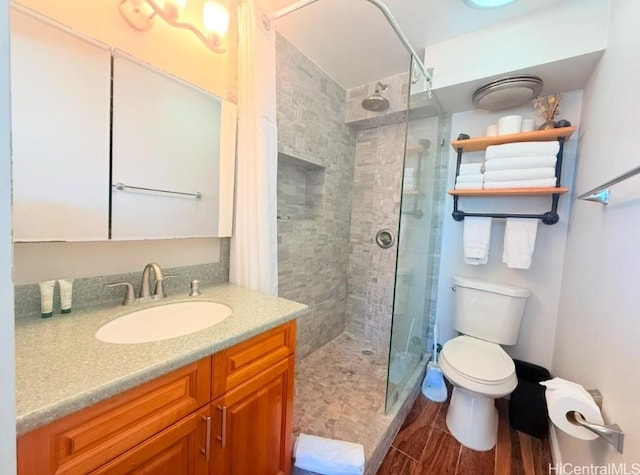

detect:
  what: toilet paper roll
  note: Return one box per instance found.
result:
[542,378,604,440]
[521,119,535,132]
[497,115,522,135]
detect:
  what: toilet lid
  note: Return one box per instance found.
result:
[441,336,515,383]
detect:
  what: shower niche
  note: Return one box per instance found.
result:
[277,153,326,220]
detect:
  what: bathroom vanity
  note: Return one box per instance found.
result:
[15,284,307,475]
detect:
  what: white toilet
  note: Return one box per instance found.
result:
[439,276,530,451]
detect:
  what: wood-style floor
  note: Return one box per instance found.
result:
[376,391,552,475]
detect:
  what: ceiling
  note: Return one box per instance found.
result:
[260,0,564,89]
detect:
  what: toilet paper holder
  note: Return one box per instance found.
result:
[566,389,624,453]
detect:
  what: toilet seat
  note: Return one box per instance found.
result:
[440,335,517,397]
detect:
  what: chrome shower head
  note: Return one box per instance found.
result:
[362,82,390,112]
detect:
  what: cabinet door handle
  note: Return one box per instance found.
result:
[201,415,211,462]
[216,405,227,448]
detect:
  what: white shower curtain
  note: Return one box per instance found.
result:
[229,0,278,295]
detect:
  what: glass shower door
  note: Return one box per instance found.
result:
[385,58,447,411]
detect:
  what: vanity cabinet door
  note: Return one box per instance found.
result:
[90,406,210,475]
[110,50,235,240]
[211,356,295,475]
[10,7,111,241]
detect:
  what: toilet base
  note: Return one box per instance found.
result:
[445,386,498,451]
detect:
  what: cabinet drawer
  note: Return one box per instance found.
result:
[18,357,211,475]
[212,321,296,398]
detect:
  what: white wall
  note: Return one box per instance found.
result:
[426,0,608,90]
[552,0,640,463]
[0,0,16,472]
[435,91,582,369]
[13,239,221,284]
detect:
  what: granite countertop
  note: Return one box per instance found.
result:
[15,283,308,436]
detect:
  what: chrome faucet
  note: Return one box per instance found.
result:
[106,262,178,305]
[140,262,166,300]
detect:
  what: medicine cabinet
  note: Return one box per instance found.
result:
[10,6,236,242]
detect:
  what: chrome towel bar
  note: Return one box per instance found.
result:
[113,182,202,199]
[577,164,640,205]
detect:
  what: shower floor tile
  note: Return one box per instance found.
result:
[293,332,388,460]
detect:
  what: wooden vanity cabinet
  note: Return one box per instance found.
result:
[210,323,296,475]
[17,321,296,475]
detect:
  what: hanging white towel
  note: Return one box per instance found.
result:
[463,217,492,265]
[484,167,556,182]
[486,141,560,160]
[455,173,484,183]
[483,178,557,189]
[294,433,365,475]
[454,182,484,190]
[484,156,557,171]
[458,163,483,175]
[503,218,539,269]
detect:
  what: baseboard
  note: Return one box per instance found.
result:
[548,423,563,466]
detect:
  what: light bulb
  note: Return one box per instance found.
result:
[163,0,187,20]
[463,0,518,8]
[203,1,230,45]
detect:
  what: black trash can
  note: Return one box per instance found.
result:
[509,359,551,438]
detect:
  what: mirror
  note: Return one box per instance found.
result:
[10,5,236,243]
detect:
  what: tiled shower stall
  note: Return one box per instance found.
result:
[276,34,449,470]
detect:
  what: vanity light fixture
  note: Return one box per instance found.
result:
[117,0,230,53]
[463,0,518,8]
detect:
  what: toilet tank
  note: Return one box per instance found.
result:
[452,276,530,345]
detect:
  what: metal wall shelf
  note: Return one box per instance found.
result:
[451,128,575,225]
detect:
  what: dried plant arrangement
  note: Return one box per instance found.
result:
[533,93,563,127]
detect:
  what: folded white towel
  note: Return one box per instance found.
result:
[484,167,556,182]
[503,218,538,269]
[463,217,492,265]
[456,173,484,183]
[483,178,557,189]
[294,434,365,475]
[458,163,483,175]
[486,141,560,160]
[484,156,557,171]
[454,182,484,190]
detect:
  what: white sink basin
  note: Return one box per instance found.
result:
[95,301,232,344]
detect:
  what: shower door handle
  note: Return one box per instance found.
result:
[375,229,395,249]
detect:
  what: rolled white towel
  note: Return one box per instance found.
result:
[484,156,557,171]
[294,434,365,475]
[486,141,560,160]
[484,167,556,182]
[483,178,557,189]
[456,173,484,183]
[454,182,483,190]
[458,163,483,175]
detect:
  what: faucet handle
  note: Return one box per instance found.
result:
[105,282,136,305]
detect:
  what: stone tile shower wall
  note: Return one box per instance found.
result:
[276,34,356,359]
[343,72,410,361]
[345,122,407,360]
[345,73,448,363]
